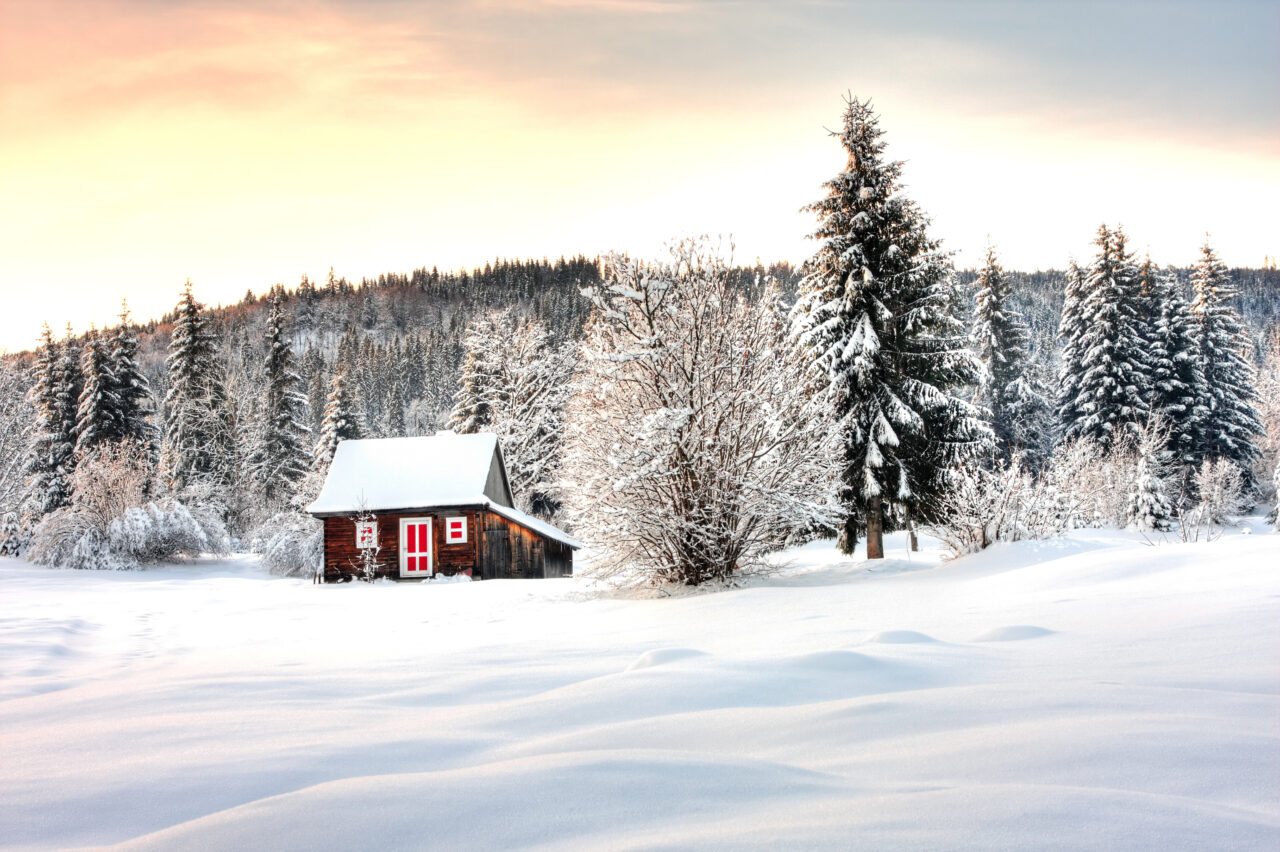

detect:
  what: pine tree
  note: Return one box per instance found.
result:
[450,310,574,518]
[1060,225,1150,448]
[73,329,121,458]
[246,297,311,505]
[0,511,24,556]
[1273,458,1280,530]
[302,349,327,435]
[1140,259,1206,466]
[22,326,76,518]
[107,302,154,449]
[382,377,406,437]
[448,312,503,433]
[972,244,1050,462]
[1190,239,1263,482]
[791,96,990,557]
[162,282,236,494]
[313,368,362,473]
[1055,259,1089,442]
[1128,420,1173,531]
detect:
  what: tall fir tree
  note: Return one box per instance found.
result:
[1059,225,1150,448]
[73,328,120,458]
[22,326,76,518]
[107,302,154,450]
[313,368,362,473]
[246,297,311,505]
[791,96,990,557]
[972,244,1050,462]
[1054,259,1089,442]
[382,377,406,438]
[162,282,236,494]
[1190,239,1263,482]
[448,312,503,433]
[1140,258,1206,466]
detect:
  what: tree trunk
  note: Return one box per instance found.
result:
[906,507,918,552]
[866,496,884,559]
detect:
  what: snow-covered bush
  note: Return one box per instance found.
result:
[253,511,323,577]
[24,439,232,569]
[927,453,1096,557]
[29,499,227,570]
[929,437,1153,557]
[1194,458,1245,525]
[0,511,27,556]
[563,240,843,587]
[1272,459,1280,531]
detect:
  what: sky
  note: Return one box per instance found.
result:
[1,0,1277,352]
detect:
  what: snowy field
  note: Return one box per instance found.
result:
[2,526,1278,851]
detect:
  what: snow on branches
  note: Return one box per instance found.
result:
[563,239,843,587]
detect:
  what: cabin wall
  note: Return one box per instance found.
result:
[320,507,573,582]
[478,511,573,580]
[321,508,480,581]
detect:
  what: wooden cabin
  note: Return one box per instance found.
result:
[306,432,579,582]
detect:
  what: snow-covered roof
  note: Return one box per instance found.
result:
[487,501,582,549]
[306,432,580,548]
[307,432,508,514]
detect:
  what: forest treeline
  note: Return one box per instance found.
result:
[1,95,1277,582]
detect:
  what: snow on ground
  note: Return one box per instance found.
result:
[2,526,1278,850]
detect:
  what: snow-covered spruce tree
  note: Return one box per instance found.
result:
[563,241,843,587]
[1190,239,1263,486]
[1054,259,1089,443]
[1259,330,1280,519]
[382,377,406,437]
[245,297,311,506]
[0,359,33,524]
[791,95,990,557]
[312,368,362,473]
[1140,258,1206,468]
[1127,418,1173,532]
[107,302,154,450]
[451,309,575,518]
[972,243,1050,463]
[74,329,121,459]
[1059,225,1150,449]
[162,283,237,495]
[0,511,24,556]
[22,326,79,519]
[448,312,503,434]
[1272,458,1280,530]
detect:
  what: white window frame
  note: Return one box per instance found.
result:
[444,515,468,545]
[355,520,378,550]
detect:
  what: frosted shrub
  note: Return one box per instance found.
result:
[29,499,223,570]
[928,439,1140,557]
[1195,459,1245,524]
[928,454,1080,557]
[1039,439,1117,530]
[563,241,843,587]
[254,512,323,577]
[0,511,26,556]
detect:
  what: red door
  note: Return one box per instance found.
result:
[399,518,433,578]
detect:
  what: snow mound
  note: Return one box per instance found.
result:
[973,625,1056,642]
[870,630,938,644]
[625,648,707,671]
[789,650,885,671]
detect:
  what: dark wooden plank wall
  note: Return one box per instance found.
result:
[478,511,574,580]
[321,507,574,582]
[322,508,480,581]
